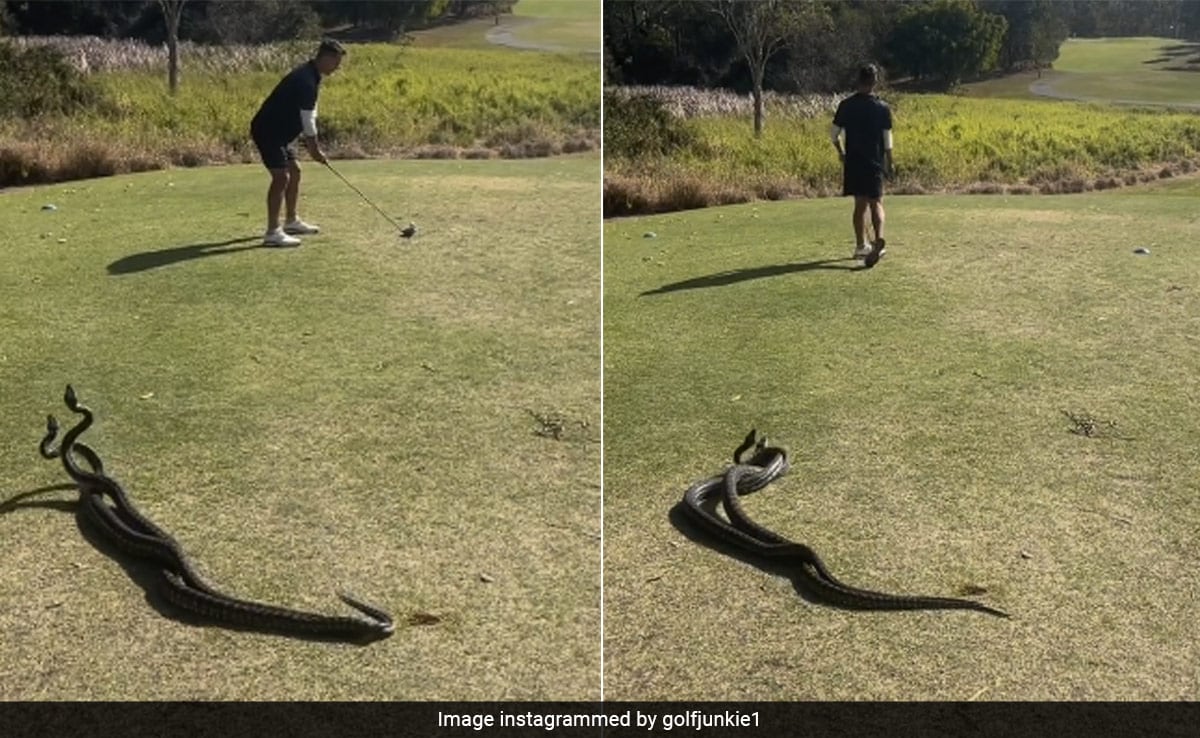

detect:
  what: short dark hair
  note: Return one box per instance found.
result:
[857,64,879,87]
[317,38,346,58]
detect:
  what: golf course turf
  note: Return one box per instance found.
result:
[0,156,600,700]
[602,182,1200,700]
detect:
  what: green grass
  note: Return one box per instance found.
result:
[94,44,599,149]
[964,37,1200,106]
[1053,36,1196,74]
[413,0,599,54]
[0,41,600,186]
[605,93,1200,215]
[0,156,600,699]
[507,0,599,53]
[602,182,1200,699]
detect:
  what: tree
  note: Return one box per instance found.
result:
[983,0,1067,73]
[158,0,185,95]
[206,0,321,45]
[1029,4,1068,75]
[713,0,810,137]
[603,1,736,87]
[888,0,1007,87]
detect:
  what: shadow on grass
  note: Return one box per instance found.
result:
[668,490,1007,617]
[1159,42,1200,56]
[0,483,79,513]
[107,236,266,275]
[1,483,389,645]
[641,257,864,296]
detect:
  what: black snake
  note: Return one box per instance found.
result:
[39,385,394,642]
[682,429,1009,617]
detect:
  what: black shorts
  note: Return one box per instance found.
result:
[843,160,884,199]
[252,133,297,170]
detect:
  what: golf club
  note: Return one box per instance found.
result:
[323,161,416,238]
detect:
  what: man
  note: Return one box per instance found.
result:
[831,64,893,268]
[250,39,344,247]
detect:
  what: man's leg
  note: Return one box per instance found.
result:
[852,196,869,257]
[864,195,887,268]
[282,153,320,234]
[255,136,302,246]
[267,168,289,233]
[868,198,885,245]
[284,160,301,223]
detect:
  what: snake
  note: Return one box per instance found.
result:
[682,429,1009,617]
[39,385,395,642]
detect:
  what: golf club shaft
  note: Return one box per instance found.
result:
[324,162,406,233]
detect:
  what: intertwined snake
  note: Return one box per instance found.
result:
[682,430,1009,617]
[39,385,394,642]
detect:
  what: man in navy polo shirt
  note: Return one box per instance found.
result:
[250,39,345,247]
[831,64,893,268]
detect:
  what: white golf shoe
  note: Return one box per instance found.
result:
[853,243,872,259]
[263,228,301,247]
[283,219,320,235]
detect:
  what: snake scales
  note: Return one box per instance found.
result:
[39,385,394,642]
[682,429,1008,617]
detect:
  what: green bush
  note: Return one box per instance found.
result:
[603,90,698,159]
[0,41,109,118]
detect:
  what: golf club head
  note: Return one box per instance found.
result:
[400,222,416,239]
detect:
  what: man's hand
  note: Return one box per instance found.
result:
[304,137,328,165]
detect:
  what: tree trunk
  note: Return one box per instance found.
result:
[160,0,184,96]
[751,69,764,138]
[167,34,179,95]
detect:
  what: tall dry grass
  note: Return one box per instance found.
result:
[1,38,599,187]
[604,86,1200,216]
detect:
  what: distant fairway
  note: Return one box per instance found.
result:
[602,181,1200,700]
[414,0,599,54]
[965,36,1200,107]
[0,156,600,699]
[502,0,600,53]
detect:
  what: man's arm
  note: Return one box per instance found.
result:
[882,105,894,177]
[883,128,893,177]
[299,107,327,164]
[830,124,845,162]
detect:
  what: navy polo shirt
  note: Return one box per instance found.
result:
[251,60,321,143]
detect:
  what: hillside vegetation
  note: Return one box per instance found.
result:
[604,87,1200,216]
[1,38,599,187]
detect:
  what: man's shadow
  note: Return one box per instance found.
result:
[107,236,265,275]
[642,257,865,296]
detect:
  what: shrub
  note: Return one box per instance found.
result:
[0,41,109,118]
[603,90,698,159]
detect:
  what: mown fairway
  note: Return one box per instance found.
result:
[0,156,599,699]
[966,36,1200,107]
[502,0,600,53]
[414,0,599,55]
[602,182,1199,699]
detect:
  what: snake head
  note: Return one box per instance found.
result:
[64,384,79,410]
[733,429,759,464]
[38,414,61,458]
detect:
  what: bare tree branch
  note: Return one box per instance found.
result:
[712,0,808,137]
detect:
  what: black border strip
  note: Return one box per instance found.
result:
[1,702,1197,738]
